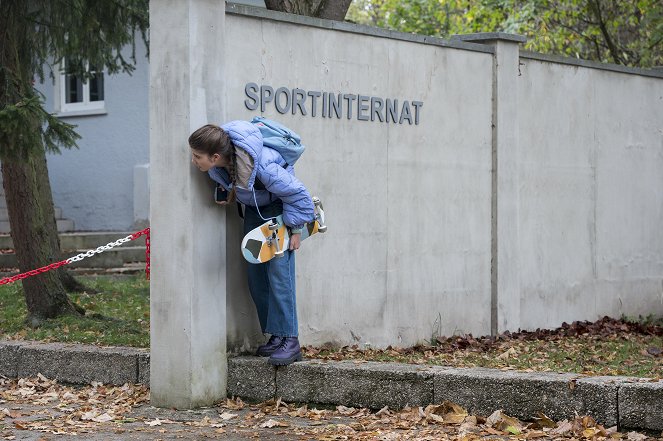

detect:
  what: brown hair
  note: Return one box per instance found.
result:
[188,124,238,203]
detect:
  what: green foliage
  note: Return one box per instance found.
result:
[347,0,663,68]
[0,0,149,160]
[0,89,79,157]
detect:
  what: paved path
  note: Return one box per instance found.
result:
[1,392,507,440]
[3,377,656,440]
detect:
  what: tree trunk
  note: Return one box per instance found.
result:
[32,154,88,293]
[264,0,352,21]
[316,0,353,21]
[1,155,82,325]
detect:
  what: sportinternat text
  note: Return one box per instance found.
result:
[244,83,424,125]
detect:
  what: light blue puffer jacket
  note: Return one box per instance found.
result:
[207,120,315,230]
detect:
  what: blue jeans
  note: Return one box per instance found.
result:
[243,201,298,337]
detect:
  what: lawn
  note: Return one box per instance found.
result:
[0,275,149,347]
[1,275,661,378]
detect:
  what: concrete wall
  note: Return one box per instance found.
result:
[219,6,663,350]
[517,55,663,329]
[39,44,150,231]
[223,9,496,349]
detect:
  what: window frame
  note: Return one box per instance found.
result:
[55,59,107,117]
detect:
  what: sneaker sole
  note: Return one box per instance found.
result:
[268,353,303,366]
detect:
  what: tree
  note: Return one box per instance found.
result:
[346,0,663,68]
[265,0,353,21]
[0,0,148,325]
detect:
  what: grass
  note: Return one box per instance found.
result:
[303,332,663,378]
[0,275,661,378]
[0,275,149,347]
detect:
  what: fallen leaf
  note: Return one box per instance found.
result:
[551,420,573,435]
[80,410,98,421]
[91,413,114,423]
[497,347,517,360]
[531,412,556,429]
[486,410,523,432]
[458,416,478,436]
[646,347,662,356]
[505,425,522,435]
[12,421,27,430]
[375,406,390,416]
[145,419,162,427]
[260,419,289,428]
[627,432,648,440]
[336,405,356,415]
[219,412,238,421]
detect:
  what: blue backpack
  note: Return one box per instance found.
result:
[251,116,305,166]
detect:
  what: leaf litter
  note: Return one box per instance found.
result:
[303,316,662,378]
[1,376,658,439]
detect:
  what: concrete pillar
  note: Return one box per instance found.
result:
[149,0,227,408]
[453,33,526,335]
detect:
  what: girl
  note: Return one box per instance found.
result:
[188,120,315,366]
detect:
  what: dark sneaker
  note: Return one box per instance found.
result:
[256,335,283,357]
[268,337,303,366]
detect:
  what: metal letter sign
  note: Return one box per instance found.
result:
[244,83,423,125]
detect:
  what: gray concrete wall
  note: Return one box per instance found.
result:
[223,10,496,348]
[221,7,663,350]
[39,43,150,231]
[517,56,663,329]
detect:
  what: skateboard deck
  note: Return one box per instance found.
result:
[241,197,326,264]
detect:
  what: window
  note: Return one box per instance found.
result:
[56,59,106,116]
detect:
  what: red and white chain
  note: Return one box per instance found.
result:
[0,228,151,285]
[66,235,135,263]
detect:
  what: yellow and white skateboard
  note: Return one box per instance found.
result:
[240,197,326,264]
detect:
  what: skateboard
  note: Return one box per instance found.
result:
[240,197,327,264]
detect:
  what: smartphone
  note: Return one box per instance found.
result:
[215,186,228,202]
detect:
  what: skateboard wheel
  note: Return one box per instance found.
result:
[275,250,285,258]
[317,224,327,233]
[268,223,279,231]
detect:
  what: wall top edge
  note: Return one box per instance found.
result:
[225,2,495,55]
[521,51,663,79]
[452,32,527,44]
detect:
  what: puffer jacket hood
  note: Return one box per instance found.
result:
[206,120,315,229]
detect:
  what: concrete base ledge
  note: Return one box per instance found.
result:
[228,357,663,432]
[1,342,660,432]
[0,340,149,386]
[276,359,435,409]
[433,367,619,427]
[619,380,663,431]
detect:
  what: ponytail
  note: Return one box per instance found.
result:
[226,149,238,203]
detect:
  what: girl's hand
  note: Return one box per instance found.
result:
[289,233,301,251]
[215,200,228,206]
